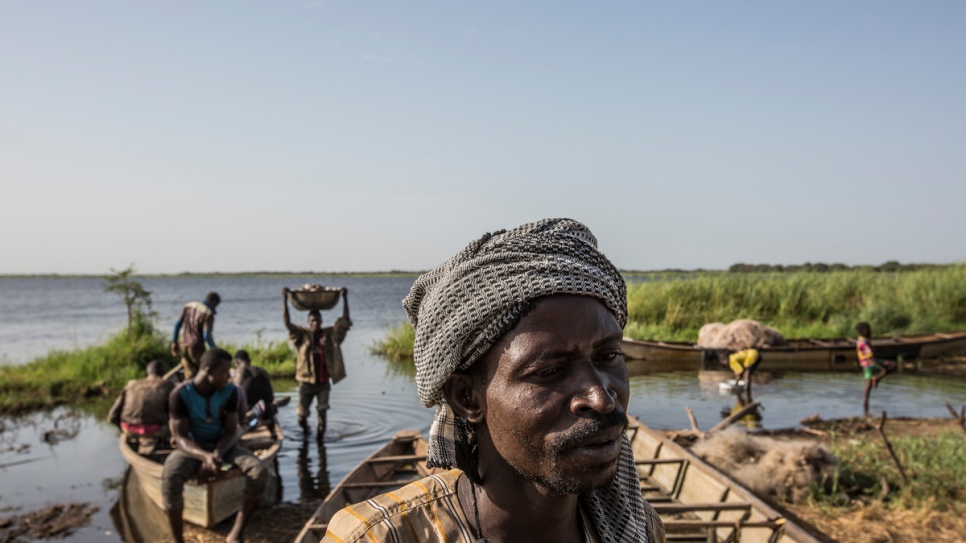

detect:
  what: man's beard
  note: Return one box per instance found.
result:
[508,409,628,497]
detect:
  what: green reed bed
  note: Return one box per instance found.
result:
[372,266,966,359]
[815,430,966,512]
[625,265,966,341]
[0,321,299,414]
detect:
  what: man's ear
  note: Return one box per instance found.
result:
[441,373,483,424]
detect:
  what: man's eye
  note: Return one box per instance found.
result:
[596,352,623,364]
[534,366,563,378]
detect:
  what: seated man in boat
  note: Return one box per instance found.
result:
[232,349,290,438]
[163,348,268,543]
[108,361,175,452]
[282,287,351,438]
[855,322,897,416]
[324,218,666,543]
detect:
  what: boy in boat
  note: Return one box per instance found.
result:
[170,292,220,379]
[163,348,268,543]
[108,361,175,453]
[282,287,351,439]
[232,349,290,438]
[856,322,897,416]
[323,218,665,543]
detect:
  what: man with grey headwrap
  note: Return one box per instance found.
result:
[324,218,665,543]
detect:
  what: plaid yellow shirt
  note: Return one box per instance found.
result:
[323,469,666,543]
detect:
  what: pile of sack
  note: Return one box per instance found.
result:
[697,319,787,350]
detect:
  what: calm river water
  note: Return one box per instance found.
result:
[2,276,965,542]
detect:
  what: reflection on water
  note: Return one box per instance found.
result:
[110,467,172,543]
[297,438,331,503]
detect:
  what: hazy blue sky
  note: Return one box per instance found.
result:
[2,2,964,274]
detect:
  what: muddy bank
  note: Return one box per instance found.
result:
[0,503,99,543]
[183,502,319,543]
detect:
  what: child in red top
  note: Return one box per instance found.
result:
[855,322,897,416]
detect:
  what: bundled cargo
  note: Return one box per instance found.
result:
[287,284,342,311]
[697,319,787,350]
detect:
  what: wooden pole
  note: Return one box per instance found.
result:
[708,402,761,434]
[685,406,701,433]
[877,411,909,483]
[162,361,183,382]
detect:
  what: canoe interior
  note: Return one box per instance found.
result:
[119,425,283,528]
[628,421,823,543]
[296,425,827,543]
[295,430,441,543]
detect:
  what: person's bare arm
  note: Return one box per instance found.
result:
[170,306,187,357]
[341,288,350,321]
[108,390,125,428]
[282,288,299,334]
[214,410,242,460]
[170,416,221,473]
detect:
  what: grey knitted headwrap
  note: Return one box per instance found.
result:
[403,218,652,543]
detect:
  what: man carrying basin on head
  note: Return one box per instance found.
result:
[283,287,351,438]
[324,218,666,543]
[171,292,220,379]
[163,348,268,543]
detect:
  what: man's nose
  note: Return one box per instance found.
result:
[570,365,618,416]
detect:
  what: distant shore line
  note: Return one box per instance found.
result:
[2,261,962,279]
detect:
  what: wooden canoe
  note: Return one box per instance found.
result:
[294,430,440,543]
[298,425,827,543]
[628,420,824,543]
[622,330,966,371]
[118,425,283,528]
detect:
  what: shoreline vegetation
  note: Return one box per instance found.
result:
[0,318,297,415]
[374,265,966,362]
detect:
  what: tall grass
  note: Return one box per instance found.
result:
[815,431,966,512]
[625,265,966,340]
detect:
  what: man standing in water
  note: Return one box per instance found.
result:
[283,287,351,438]
[324,218,665,543]
[162,348,268,543]
[171,292,220,379]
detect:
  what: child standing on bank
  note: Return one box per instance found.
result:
[856,322,897,416]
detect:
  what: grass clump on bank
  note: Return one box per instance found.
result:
[370,321,415,363]
[625,265,966,341]
[814,430,966,513]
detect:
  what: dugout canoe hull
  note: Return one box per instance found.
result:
[628,420,825,543]
[294,430,440,543]
[297,424,827,543]
[118,425,283,528]
[622,330,966,371]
